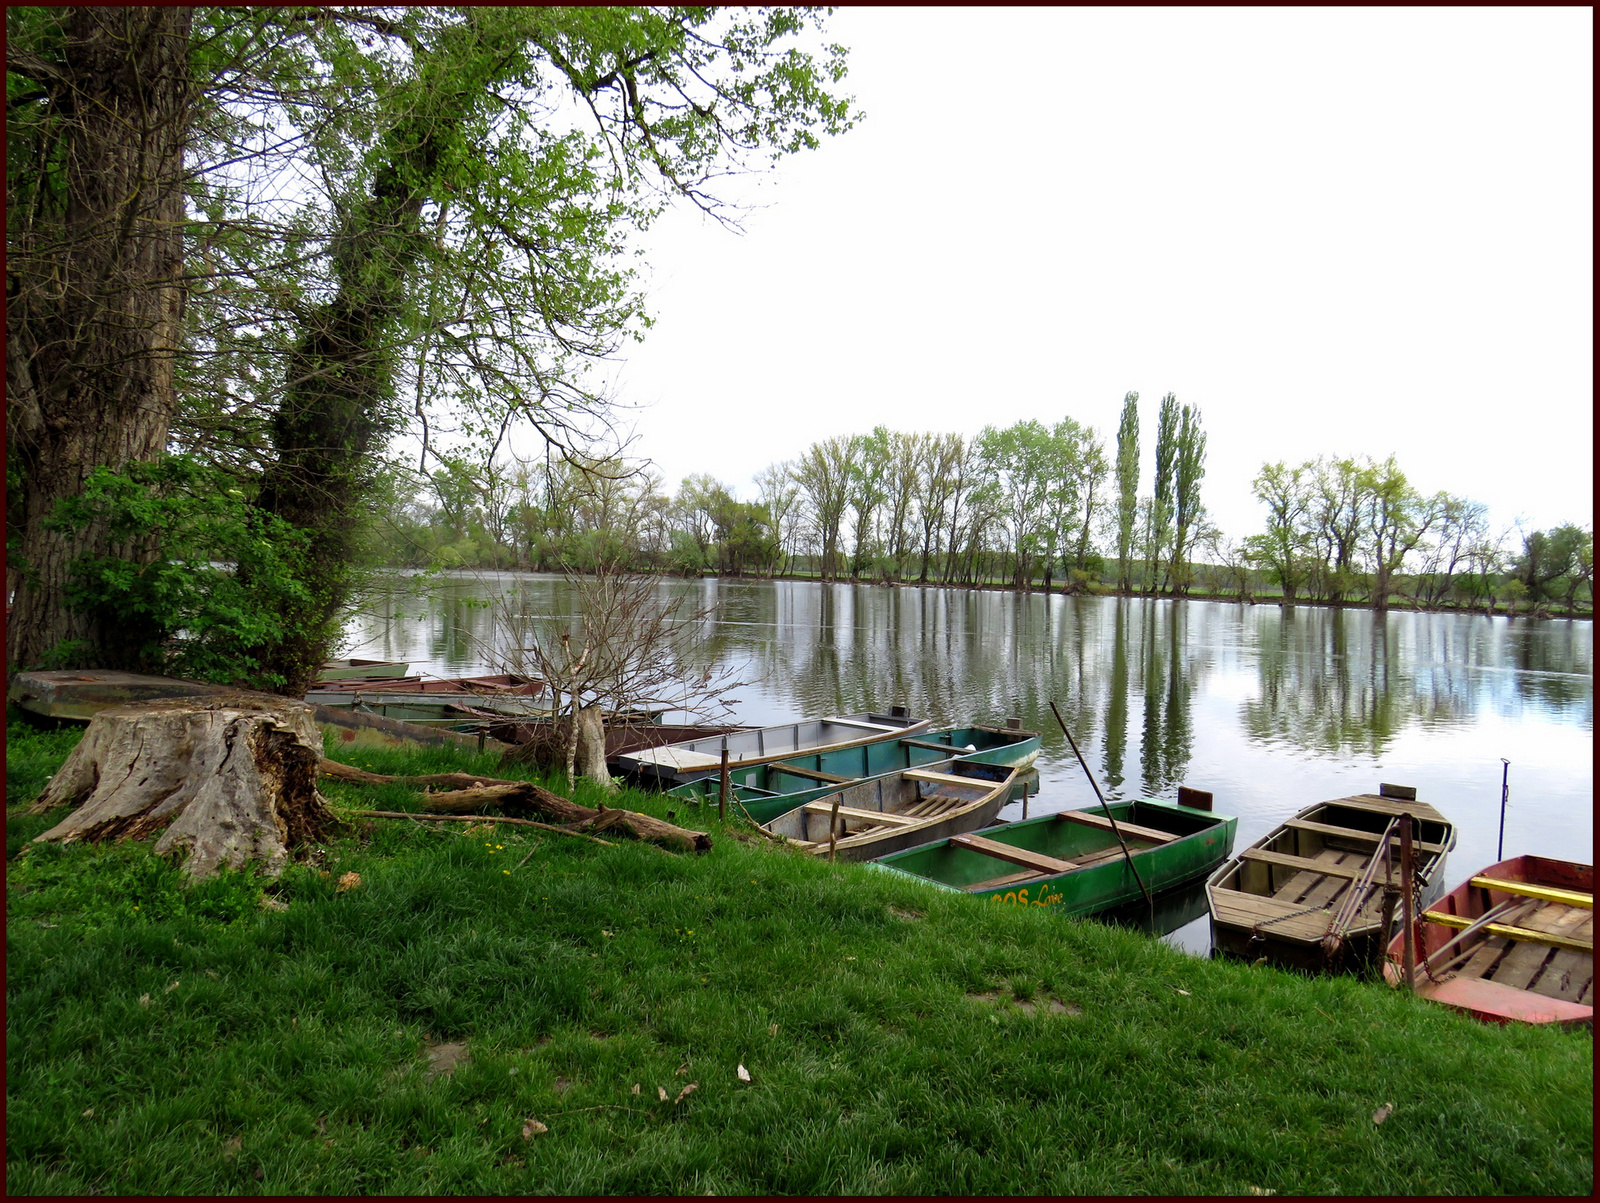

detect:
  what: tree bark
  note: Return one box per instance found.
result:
[28,694,337,879]
[7,7,195,671]
[574,702,616,792]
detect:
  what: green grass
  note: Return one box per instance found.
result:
[7,717,1592,1195]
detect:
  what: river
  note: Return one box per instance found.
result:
[343,571,1594,954]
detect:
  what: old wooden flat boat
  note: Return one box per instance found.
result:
[7,668,483,750]
[305,674,544,703]
[614,708,932,787]
[762,761,1016,863]
[665,722,1041,824]
[316,658,412,682]
[492,719,753,767]
[1383,855,1592,1027]
[870,797,1236,915]
[1206,786,1457,972]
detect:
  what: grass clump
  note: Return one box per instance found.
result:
[7,721,1593,1195]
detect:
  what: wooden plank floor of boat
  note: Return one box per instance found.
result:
[1213,845,1394,940]
[1445,898,1594,1006]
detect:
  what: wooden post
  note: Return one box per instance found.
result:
[1400,813,1417,991]
[718,746,730,824]
[1022,780,1029,820]
[828,791,842,862]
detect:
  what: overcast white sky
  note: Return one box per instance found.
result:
[594,6,1593,541]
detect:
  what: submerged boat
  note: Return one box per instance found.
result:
[762,761,1016,863]
[316,658,412,682]
[305,674,544,702]
[614,708,932,787]
[1383,855,1592,1027]
[665,722,1041,824]
[1206,786,1457,972]
[870,796,1236,915]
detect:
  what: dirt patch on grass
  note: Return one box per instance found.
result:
[424,1039,470,1078]
[968,990,1080,1017]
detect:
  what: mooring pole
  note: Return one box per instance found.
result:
[1400,814,1417,992]
[1049,699,1153,910]
[718,745,730,824]
[1497,759,1509,861]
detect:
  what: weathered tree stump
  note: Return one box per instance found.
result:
[28,694,336,878]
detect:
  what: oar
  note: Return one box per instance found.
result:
[1409,897,1522,985]
[1048,700,1153,911]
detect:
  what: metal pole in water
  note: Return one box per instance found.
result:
[1497,759,1509,861]
[1048,699,1152,911]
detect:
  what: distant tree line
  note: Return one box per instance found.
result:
[384,391,1591,618]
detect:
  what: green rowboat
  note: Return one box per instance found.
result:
[666,723,1040,824]
[868,799,1237,916]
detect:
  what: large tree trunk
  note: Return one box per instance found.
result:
[28,694,337,879]
[6,7,194,671]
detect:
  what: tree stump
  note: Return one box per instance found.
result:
[28,694,336,879]
[574,703,616,793]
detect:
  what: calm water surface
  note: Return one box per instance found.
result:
[344,572,1594,954]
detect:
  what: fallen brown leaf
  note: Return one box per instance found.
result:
[674,1082,698,1104]
[736,1063,751,1082]
[336,871,361,892]
[521,1117,548,1139]
[138,993,151,1007]
[1372,1102,1394,1126]
[658,1086,668,1102]
[631,1084,641,1096]
[675,1061,690,1075]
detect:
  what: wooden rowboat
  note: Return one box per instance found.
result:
[665,723,1041,824]
[1382,856,1592,1027]
[316,658,412,682]
[762,761,1016,863]
[870,797,1236,915]
[1206,786,1457,972]
[305,674,545,705]
[614,708,932,787]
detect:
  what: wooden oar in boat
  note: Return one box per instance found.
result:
[1049,700,1152,911]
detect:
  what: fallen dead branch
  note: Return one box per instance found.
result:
[350,811,615,846]
[319,760,711,854]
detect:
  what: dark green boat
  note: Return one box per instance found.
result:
[868,798,1237,916]
[665,723,1040,824]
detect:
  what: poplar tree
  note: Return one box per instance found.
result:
[1171,402,1207,595]
[1147,393,1179,592]
[1114,391,1140,591]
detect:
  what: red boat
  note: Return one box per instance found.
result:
[1384,855,1592,1027]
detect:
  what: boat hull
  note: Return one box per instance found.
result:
[763,763,1015,863]
[615,710,932,787]
[870,800,1236,917]
[1382,855,1592,1027]
[665,724,1041,824]
[1207,791,1457,973]
[316,659,411,681]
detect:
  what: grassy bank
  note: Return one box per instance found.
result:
[6,717,1591,1195]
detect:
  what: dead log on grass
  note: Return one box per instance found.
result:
[318,761,711,854]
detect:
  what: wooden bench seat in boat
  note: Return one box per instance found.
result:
[961,843,1137,892]
[798,802,919,827]
[899,736,966,753]
[1056,810,1177,845]
[771,765,852,784]
[1241,848,1366,880]
[949,833,1079,876]
[1467,876,1592,909]
[1422,909,1593,954]
[903,768,981,790]
[1286,818,1448,854]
